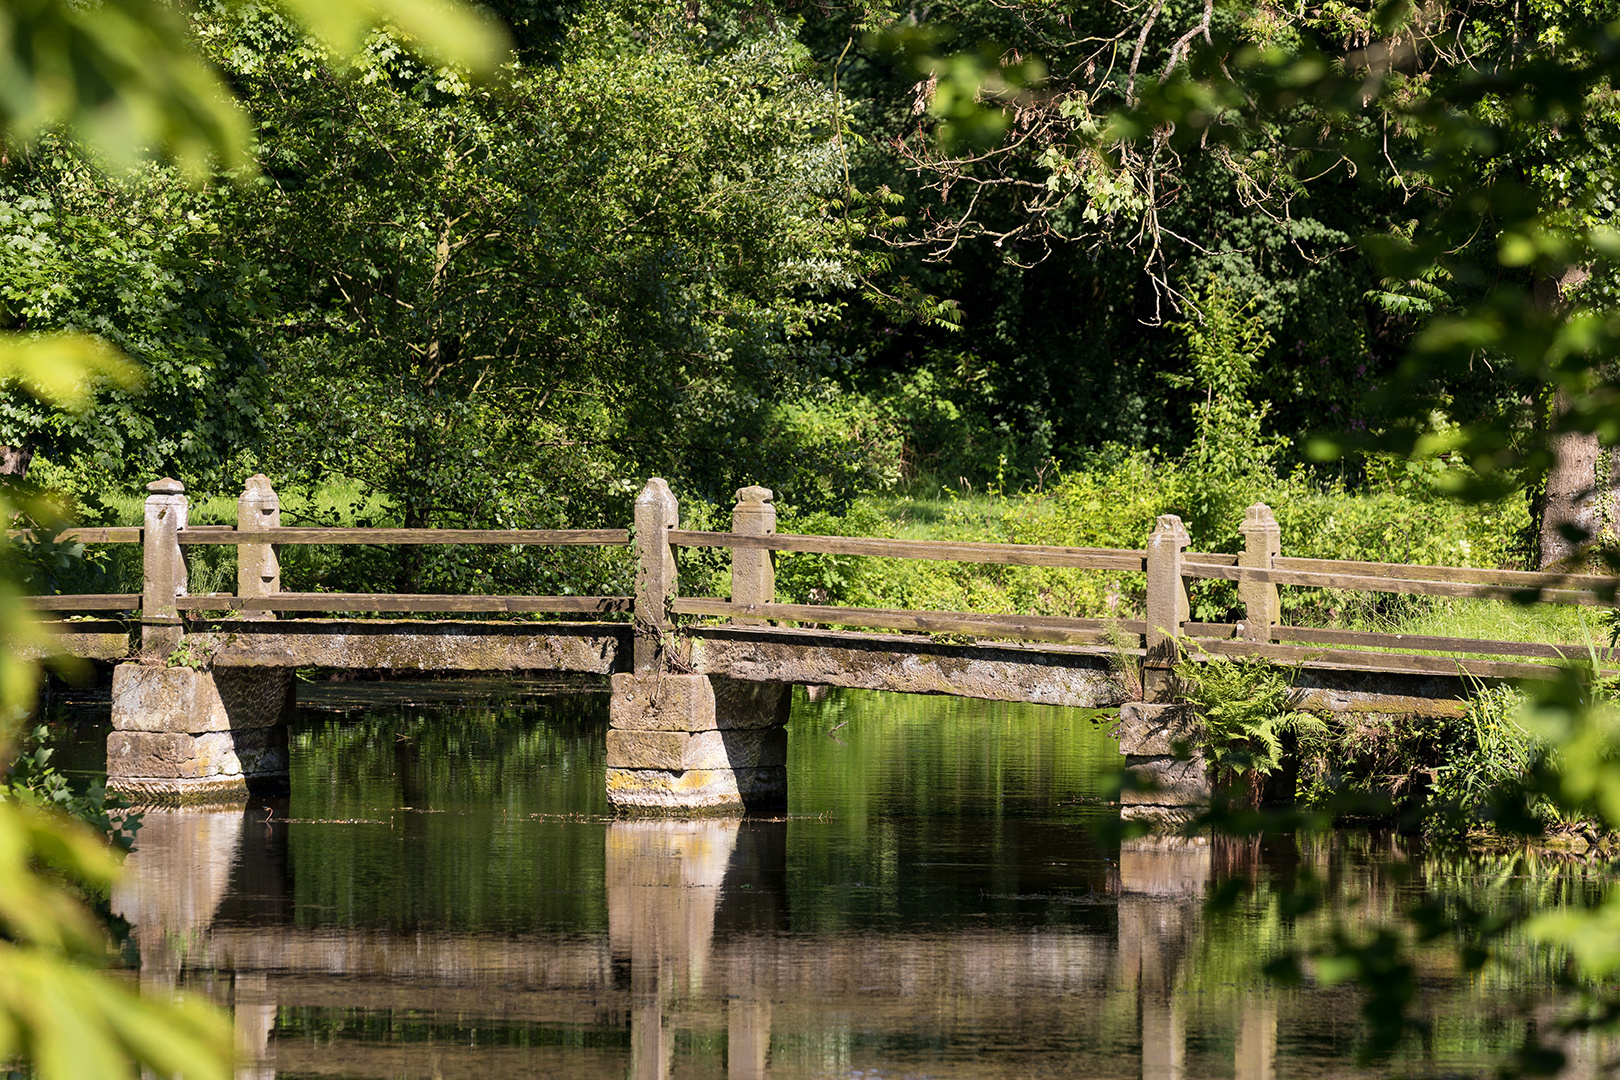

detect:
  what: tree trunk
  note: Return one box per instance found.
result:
[1536,266,1601,570]
[0,445,33,477]
[1538,387,1603,569]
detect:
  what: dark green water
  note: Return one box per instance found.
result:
[52,681,1614,1079]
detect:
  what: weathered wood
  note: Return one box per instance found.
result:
[634,479,678,674]
[673,597,1145,646]
[237,474,281,621]
[668,530,1148,571]
[730,487,775,625]
[8,527,143,544]
[174,593,632,613]
[27,594,140,610]
[1271,625,1620,664]
[1239,505,1281,643]
[1274,555,1620,594]
[176,527,630,546]
[1184,561,1609,604]
[141,478,187,659]
[1144,515,1191,691]
[1189,637,1556,680]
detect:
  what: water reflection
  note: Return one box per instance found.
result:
[82,688,1610,1079]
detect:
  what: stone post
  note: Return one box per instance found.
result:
[141,478,188,660]
[634,478,679,675]
[1239,504,1281,644]
[1144,514,1190,699]
[730,486,775,625]
[236,475,281,620]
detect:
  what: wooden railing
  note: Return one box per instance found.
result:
[19,475,1620,683]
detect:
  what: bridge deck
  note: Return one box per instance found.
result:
[31,618,1472,715]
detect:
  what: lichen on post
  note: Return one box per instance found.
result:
[141,478,188,660]
[730,485,775,625]
[633,478,678,675]
[236,474,281,620]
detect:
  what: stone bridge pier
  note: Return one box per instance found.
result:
[607,479,794,813]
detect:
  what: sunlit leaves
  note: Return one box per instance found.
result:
[0,945,233,1080]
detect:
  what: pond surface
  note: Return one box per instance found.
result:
[51,680,1616,1078]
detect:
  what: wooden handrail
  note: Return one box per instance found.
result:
[176,527,629,546]
[9,527,143,544]
[672,597,1145,646]
[1184,560,1614,605]
[174,594,631,613]
[26,594,140,610]
[667,530,1147,571]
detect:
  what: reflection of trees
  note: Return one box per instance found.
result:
[285,697,612,932]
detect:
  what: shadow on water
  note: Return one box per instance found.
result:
[66,682,1617,1078]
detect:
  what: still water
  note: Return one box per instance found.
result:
[54,681,1615,1078]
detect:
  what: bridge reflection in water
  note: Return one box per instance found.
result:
[109,807,1309,1080]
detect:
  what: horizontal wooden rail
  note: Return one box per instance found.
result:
[9,527,143,544]
[1273,624,1620,663]
[26,594,140,610]
[1189,637,1570,681]
[176,528,630,546]
[1187,620,1619,664]
[173,594,631,614]
[672,596,1144,646]
[1183,560,1611,605]
[1275,556,1618,593]
[668,530,1147,571]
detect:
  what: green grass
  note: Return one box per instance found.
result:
[1383,598,1600,648]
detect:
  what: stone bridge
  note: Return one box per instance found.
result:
[24,475,1615,816]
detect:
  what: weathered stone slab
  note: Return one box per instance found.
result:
[606,728,787,770]
[606,766,787,812]
[14,622,131,662]
[107,727,286,781]
[712,677,791,729]
[609,673,714,731]
[1115,702,1200,756]
[191,620,630,673]
[111,664,294,733]
[688,626,1120,707]
[1121,755,1209,806]
[609,673,787,732]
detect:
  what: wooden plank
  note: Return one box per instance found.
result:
[1270,625,1620,663]
[666,530,1147,571]
[1275,555,1620,595]
[1182,561,1608,604]
[1185,551,1239,566]
[26,594,140,610]
[176,528,630,546]
[672,597,1145,646]
[8,527,143,544]
[1187,637,1557,680]
[1184,622,1239,639]
[173,593,633,613]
